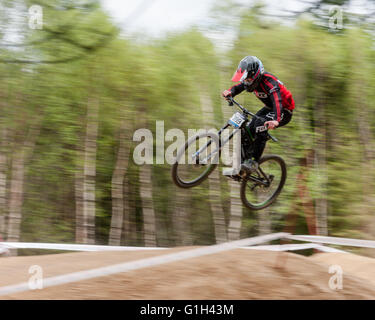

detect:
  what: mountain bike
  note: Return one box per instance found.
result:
[171,97,287,210]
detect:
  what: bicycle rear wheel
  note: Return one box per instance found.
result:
[240,155,286,210]
[172,131,220,188]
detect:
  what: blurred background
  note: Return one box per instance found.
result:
[0,0,374,255]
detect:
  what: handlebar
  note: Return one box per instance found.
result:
[227,97,257,118]
[227,97,279,143]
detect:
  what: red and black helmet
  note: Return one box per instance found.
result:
[231,56,264,91]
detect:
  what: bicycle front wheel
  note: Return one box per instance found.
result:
[172,131,220,188]
[240,155,287,210]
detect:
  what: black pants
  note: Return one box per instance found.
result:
[246,106,293,161]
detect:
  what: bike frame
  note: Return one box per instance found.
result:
[192,97,278,187]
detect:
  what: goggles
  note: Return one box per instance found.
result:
[243,68,261,85]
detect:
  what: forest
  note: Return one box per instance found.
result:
[0,0,374,255]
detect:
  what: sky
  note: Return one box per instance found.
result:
[100,0,374,38]
[100,0,217,37]
[100,0,313,37]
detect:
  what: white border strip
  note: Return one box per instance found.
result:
[286,235,375,249]
[0,242,167,252]
[240,243,347,253]
[0,232,288,297]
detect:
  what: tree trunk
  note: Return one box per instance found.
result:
[226,180,243,241]
[6,151,25,243]
[172,167,193,246]
[200,92,227,243]
[74,164,86,243]
[0,127,8,237]
[301,150,317,236]
[139,164,157,246]
[220,95,243,241]
[82,96,99,244]
[121,174,137,245]
[258,205,271,236]
[123,173,139,246]
[314,150,328,236]
[109,119,131,245]
[351,61,375,239]
[282,150,317,241]
[356,107,375,238]
[313,73,328,236]
[6,124,40,244]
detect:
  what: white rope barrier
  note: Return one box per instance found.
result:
[286,234,375,249]
[0,232,289,296]
[3,233,371,256]
[240,243,347,253]
[0,242,167,252]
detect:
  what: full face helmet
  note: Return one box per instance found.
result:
[231,56,264,91]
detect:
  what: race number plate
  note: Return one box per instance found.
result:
[228,112,245,128]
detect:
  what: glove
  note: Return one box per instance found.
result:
[222,90,232,100]
[264,120,279,130]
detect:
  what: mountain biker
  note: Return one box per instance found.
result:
[222,56,295,173]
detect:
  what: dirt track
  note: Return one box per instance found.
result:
[1,248,375,299]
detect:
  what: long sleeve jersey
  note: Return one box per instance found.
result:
[229,72,295,122]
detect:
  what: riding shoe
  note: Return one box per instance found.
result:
[240,159,258,174]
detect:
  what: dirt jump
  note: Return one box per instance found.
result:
[1,246,375,300]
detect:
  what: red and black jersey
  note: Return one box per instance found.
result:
[229,72,295,122]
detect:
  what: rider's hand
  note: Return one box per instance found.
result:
[222,90,232,100]
[264,120,279,130]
